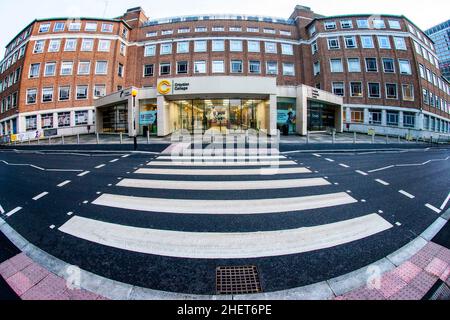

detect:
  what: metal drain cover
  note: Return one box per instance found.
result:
[429,282,450,300]
[216,265,262,295]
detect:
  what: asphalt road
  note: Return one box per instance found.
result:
[0,143,449,295]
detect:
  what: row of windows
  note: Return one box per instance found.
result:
[27,61,124,78]
[414,40,441,70]
[23,110,92,131]
[321,35,407,51]
[33,38,126,55]
[348,108,418,128]
[315,57,412,75]
[309,18,402,36]
[331,82,415,100]
[422,88,450,113]
[4,28,32,57]
[0,47,26,75]
[142,60,296,77]
[0,92,18,113]
[144,40,294,56]
[419,64,450,94]
[38,21,117,34]
[0,67,21,93]
[25,85,107,105]
[146,27,291,38]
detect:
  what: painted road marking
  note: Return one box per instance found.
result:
[57,180,71,188]
[399,190,415,199]
[425,203,442,214]
[368,166,395,173]
[121,154,130,158]
[313,154,321,158]
[0,160,83,172]
[33,192,49,201]
[110,159,119,163]
[0,204,4,214]
[95,164,106,169]
[117,178,331,191]
[59,214,392,259]
[339,164,350,168]
[78,171,90,177]
[157,155,286,161]
[147,160,297,167]
[368,157,450,173]
[93,192,358,215]
[440,193,450,210]
[356,170,368,176]
[325,158,335,162]
[135,167,311,176]
[375,179,390,186]
[6,207,22,217]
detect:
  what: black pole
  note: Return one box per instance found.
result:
[133,95,137,150]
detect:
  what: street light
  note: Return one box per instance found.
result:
[132,89,138,150]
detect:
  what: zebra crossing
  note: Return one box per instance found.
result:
[58,145,393,262]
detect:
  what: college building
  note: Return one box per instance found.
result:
[1,5,449,141]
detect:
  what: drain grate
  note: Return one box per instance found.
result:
[216,265,262,295]
[429,281,450,300]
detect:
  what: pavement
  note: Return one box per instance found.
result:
[0,140,449,300]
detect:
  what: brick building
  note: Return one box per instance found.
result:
[0,5,449,140]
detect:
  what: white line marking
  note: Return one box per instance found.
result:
[0,160,83,172]
[6,207,22,217]
[49,225,55,229]
[368,166,395,173]
[59,214,393,259]
[147,160,297,167]
[324,158,335,162]
[157,155,286,161]
[78,171,90,177]
[33,192,49,201]
[110,159,119,163]
[121,154,130,158]
[440,193,450,210]
[57,180,71,188]
[0,204,4,214]
[117,178,331,191]
[95,164,106,169]
[339,164,350,168]
[135,167,311,176]
[399,190,415,199]
[425,203,442,214]
[368,157,450,172]
[67,212,74,216]
[313,154,321,158]
[375,179,390,186]
[93,192,358,215]
[355,170,368,176]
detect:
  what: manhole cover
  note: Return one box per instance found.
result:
[216,265,262,295]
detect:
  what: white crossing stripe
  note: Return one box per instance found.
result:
[375,179,390,186]
[425,203,442,214]
[157,155,286,161]
[122,154,130,158]
[355,170,368,176]
[399,190,415,199]
[147,160,297,167]
[135,167,311,176]
[57,180,71,188]
[59,214,393,259]
[0,204,4,214]
[339,164,350,168]
[440,193,450,210]
[95,164,106,169]
[33,192,49,201]
[161,143,192,155]
[6,207,22,217]
[93,192,358,215]
[110,159,119,163]
[191,148,280,156]
[313,154,321,157]
[78,171,90,177]
[117,178,331,191]
[325,158,335,162]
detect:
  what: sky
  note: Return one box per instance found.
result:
[1,0,449,56]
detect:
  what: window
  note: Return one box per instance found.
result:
[160,63,171,75]
[76,86,88,100]
[357,19,369,28]
[143,64,154,77]
[365,58,378,72]
[369,110,382,124]
[394,37,407,50]
[59,86,70,101]
[229,26,242,32]
[419,64,426,78]
[178,28,190,34]
[311,41,318,54]
[263,28,275,34]
[313,61,320,76]
[347,58,361,72]
[75,111,89,125]
[212,40,225,52]
[81,39,94,51]
[98,40,111,52]
[61,61,73,76]
[403,113,415,128]
[57,112,71,127]
[368,83,381,98]
[373,19,386,29]
[344,36,357,48]
[350,82,363,97]
[324,21,336,30]
[194,61,206,74]
[144,45,156,56]
[327,37,340,49]
[33,40,45,54]
[385,83,398,99]
[265,42,277,53]
[42,87,53,102]
[68,22,81,31]
[85,22,97,31]
[118,63,124,77]
[48,39,61,52]
[402,84,414,101]
[29,63,40,78]
[361,36,374,48]
[212,60,225,73]
[93,85,106,98]
[230,40,243,52]
[351,109,364,123]
[195,27,207,32]
[378,36,391,49]
[25,116,37,131]
[160,43,172,55]
[175,41,189,53]
[212,26,224,32]
[423,89,429,105]
[41,114,53,129]
[399,59,412,75]
[161,30,173,35]
[39,23,51,33]
[387,112,399,126]
[231,60,243,73]
[44,62,56,76]
[247,41,260,53]
[308,25,316,37]
[282,63,295,76]
[177,61,188,74]
[382,58,395,73]
[281,44,293,55]
[78,61,91,75]
[64,39,77,51]
[194,40,207,52]
[330,59,343,72]
[341,20,353,29]
[265,61,278,75]
[120,43,126,56]
[95,61,108,75]
[247,27,259,33]
[101,23,113,33]
[389,20,401,29]
[146,31,157,37]
[249,61,261,74]
[332,82,345,96]
[26,88,37,104]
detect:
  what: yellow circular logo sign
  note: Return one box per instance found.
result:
[157,80,171,95]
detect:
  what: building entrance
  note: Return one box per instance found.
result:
[307,102,336,131]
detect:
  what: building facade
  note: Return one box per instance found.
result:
[426,20,450,82]
[1,6,449,141]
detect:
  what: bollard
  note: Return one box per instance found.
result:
[77,134,80,145]
[96,133,99,144]
[332,131,335,144]
[353,132,356,144]
[306,132,310,144]
[120,132,123,144]
[62,135,65,145]
[147,130,150,144]
[371,133,375,144]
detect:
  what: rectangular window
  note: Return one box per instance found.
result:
[368,83,381,98]
[265,42,277,53]
[78,61,91,75]
[282,63,295,76]
[68,22,81,31]
[95,61,108,75]
[26,88,37,104]
[394,37,407,50]
[389,20,401,29]
[160,43,172,55]
[194,40,207,52]
[48,39,61,52]
[403,113,415,128]
[144,45,156,56]
[160,63,171,75]
[365,58,378,72]
[361,36,374,48]
[419,64,425,78]
[387,112,399,126]
[330,59,343,72]
[249,61,261,74]
[230,40,243,52]
[344,36,357,48]
[75,111,89,125]
[263,28,275,34]
[60,62,73,75]
[266,61,278,75]
[58,112,71,127]
[177,61,188,74]
[347,58,361,72]
[146,31,157,37]
[385,83,398,99]
[44,62,56,76]
[26,116,37,131]
[195,27,207,32]
[98,40,111,52]
[247,41,260,53]
[161,30,173,35]
[101,23,114,33]
[377,36,391,49]
[382,58,395,73]
[229,27,242,32]
[311,41,318,54]
[64,39,77,51]
[39,23,51,33]
[41,114,54,129]
[369,110,382,125]
[327,37,340,49]
[212,40,225,52]
[350,82,363,97]
[143,64,154,77]
[373,19,386,29]
[281,43,293,55]
[93,85,106,98]
[118,63,124,77]
[340,20,353,29]
[194,61,206,74]
[81,39,94,51]
[324,21,336,30]
[178,28,190,34]
[42,87,53,102]
[120,43,126,56]
[231,60,243,73]
[351,109,364,123]
[212,27,224,32]
[85,22,98,31]
[332,82,345,96]
[399,59,412,75]
[313,61,320,76]
[76,86,88,100]
[247,27,259,33]
[212,60,225,73]
[357,19,369,28]
[423,89,429,105]
[33,40,45,54]
[59,86,70,101]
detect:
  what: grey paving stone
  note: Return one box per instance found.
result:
[421,218,448,241]
[387,237,428,267]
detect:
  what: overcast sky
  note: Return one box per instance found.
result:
[1,0,449,56]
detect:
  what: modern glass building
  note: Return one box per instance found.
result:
[426,20,450,81]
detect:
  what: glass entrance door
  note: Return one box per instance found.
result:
[206,100,228,133]
[307,102,336,131]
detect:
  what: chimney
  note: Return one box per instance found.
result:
[121,7,148,29]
